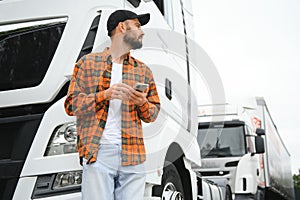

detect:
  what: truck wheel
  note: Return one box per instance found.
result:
[225,185,233,200]
[161,162,184,200]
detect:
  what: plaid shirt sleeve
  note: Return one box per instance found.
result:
[137,69,160,123]
[64,56,106,116]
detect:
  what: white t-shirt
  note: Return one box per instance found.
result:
[100,62,122,144]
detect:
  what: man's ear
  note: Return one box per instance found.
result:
[118,22,127,34]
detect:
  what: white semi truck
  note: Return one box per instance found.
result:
[197,97,295,200]
[0,0,231,199]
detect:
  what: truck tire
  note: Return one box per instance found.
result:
[255,188,265,200]
[235,194,255,200]
[225,185,233,200]
[161,162,185,200]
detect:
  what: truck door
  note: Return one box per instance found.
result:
[124,0,192,132]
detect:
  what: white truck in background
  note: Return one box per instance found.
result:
[197,97,295,200]
[0,0,231,199]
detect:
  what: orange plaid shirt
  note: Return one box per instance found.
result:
[64,48,160,165]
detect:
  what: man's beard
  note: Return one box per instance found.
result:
[123,29,143,50]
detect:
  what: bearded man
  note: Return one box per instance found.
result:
[64,10,160,200]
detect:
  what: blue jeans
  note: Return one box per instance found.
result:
[82,144,146,200]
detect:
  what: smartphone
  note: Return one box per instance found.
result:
[134,83,148,92]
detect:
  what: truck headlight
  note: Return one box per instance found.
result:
[45,122,77,156]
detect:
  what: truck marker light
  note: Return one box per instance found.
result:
[53,171,82,189]
[32,170,82,198]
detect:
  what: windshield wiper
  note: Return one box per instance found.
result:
[204,147,232,158]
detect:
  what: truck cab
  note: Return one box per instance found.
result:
[197,104,265,199]
[197,98,295,200]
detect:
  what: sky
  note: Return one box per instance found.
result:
[191,0,300,174]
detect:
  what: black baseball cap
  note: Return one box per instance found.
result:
[107,10,150,36]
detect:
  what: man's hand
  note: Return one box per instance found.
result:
[104,83,131,101]
[129,89,147,106]
[104,83,147,106]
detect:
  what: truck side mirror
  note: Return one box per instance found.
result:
[256,128,265,136]
[255,136,265,154]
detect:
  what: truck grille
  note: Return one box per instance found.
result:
[0,113,43,200]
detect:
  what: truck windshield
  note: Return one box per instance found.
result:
[0,20,66,91]
[198,125,246,158]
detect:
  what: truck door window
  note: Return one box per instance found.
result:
[154,0,174,29]
[245,125,255,153]
[0,18,67,91]
[154,0,164,15]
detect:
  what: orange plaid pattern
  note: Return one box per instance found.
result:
[64,48,160,165]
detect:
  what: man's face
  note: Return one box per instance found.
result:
[123,18,144,50]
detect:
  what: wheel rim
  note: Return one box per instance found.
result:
[162,182,184,200]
